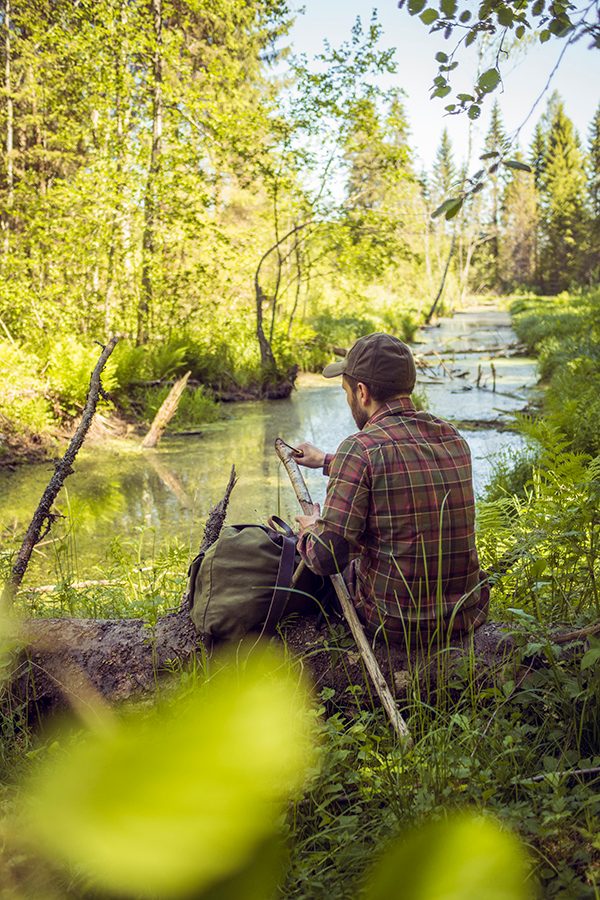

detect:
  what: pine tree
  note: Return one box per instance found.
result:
[588,103,600,220]
[483,100,507,287]
[584,103,600,282]
[431,128,457,200]
[529,124,546,189]
[539,99,587,292]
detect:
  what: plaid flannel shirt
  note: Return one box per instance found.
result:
[297,397,489,639]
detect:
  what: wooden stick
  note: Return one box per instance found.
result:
[142,370,191,449]
[1,336,119,608]
[274,438,412,745]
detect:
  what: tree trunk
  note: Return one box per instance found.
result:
[3,0,13,256]
[425,233,455,324]
[141,370,191,449]
[14,611,518,718]
[137,0,163,346]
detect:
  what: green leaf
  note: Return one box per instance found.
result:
[408,0,427,14]
[435,50,449,61]
[532,0,545,14]
[459,9,472,20]
[445,197,464,220]
[516,24,526,37]
[539,28,551,42]
[504,159,533,172]
[364,813,531,900]
[420,8,439,24]
[497,5,514,26]
[465,28,477,45]
[440,0,458,16]
[468,104,481,120]
[503,160,530,173]
[26,648,315,899]
[478,67,501,93]
[581,648,600,670]
[432,197,460,218]
[480,150,500,159]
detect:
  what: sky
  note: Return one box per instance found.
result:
[287,0,600,173]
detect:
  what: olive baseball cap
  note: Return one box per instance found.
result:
[322,332,417,393]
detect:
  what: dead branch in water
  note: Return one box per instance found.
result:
[141,370,191,449]
[1,336,119,608]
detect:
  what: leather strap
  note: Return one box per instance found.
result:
[267,515,295,538]
[264,533,297,630]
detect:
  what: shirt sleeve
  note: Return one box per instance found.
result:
[298,435,370,574]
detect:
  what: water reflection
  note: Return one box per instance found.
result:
[0,306,537,585]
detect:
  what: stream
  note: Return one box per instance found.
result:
[0,303,538,587]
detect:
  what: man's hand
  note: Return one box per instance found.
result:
[295,442,326,469]
[296,504,320,532]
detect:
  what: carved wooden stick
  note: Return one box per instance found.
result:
[274,438,412,745]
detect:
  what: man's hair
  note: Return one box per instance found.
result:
[343,373,404,403]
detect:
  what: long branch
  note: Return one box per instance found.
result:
[1,337,120,607]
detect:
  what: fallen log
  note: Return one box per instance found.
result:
[141,371,191,449]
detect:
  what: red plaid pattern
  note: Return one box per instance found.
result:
[298,397,489,638]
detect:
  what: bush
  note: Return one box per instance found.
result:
[0,343,51,433]
[511,290,600,456]
[46,336,118,416]
[140,384,220,429]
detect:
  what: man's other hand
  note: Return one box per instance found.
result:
[296,504,320,532]
[296,442,326,468]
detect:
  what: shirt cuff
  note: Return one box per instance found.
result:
[323,453,334,476]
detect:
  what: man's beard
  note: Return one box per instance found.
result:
[350,392,369,430]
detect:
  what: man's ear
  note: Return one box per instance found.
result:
[357,382,370,405]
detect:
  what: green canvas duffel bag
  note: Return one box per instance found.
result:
[187,517,324,642]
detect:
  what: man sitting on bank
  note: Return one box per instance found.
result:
[295,332,489,643]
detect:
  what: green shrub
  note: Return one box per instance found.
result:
[141,384,220,429]
[511,290,600,456]
[478,426,600,622]
[0,343,51,432]
[46,336,118,416]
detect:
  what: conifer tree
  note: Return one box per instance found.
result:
[431,128,457,200]
[483,100,507,287]
[529,124,546,189]
[539,99,587,292]
[588,103,600,220]
[584,103,600,282]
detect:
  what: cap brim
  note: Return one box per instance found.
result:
[322,359,347,378]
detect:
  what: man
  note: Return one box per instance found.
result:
[294,332,489,644]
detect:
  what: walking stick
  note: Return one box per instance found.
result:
[274,438,412,746]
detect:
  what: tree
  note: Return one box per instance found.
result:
[538,99,587,292]
[483,100,507,286]
[431,128,457,201]
[529,123,546,189]
[586,103,600,281]
[498,153,538,289]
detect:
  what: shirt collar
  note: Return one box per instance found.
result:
[367,396,416,426]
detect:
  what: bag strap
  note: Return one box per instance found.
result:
[267,515,295,538]
[263,533,297,631]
